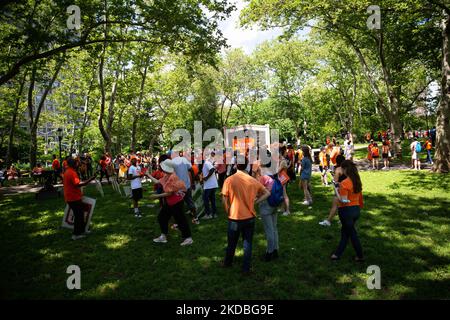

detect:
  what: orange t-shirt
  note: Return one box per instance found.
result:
[425,141,432,150]
[63,168,82,202]
[221,170,266,220]
[338,178,363,208]
[159,173,186,194]
[52,159,60,170]
[319,151,328,167]
[330,147,340,164]
[62,160,68,171]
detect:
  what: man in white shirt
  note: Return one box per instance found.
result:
[128,157,143,217]
[172,151,198,224]
[201,151,219,219]
[410,137,421,170]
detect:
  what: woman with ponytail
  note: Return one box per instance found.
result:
[331,160,364,261]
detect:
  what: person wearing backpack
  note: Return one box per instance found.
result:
[410,137,421,170]
[255,161,283,262]
[371,143,380,170]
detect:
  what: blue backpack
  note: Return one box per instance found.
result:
[415,142,422,153]
[267,175,284,207]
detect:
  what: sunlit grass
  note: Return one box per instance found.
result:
[0,171,449,299]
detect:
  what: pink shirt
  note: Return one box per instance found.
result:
[259,175,274,192]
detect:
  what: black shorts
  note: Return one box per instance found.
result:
[382,153,388,159]
[132,188,143,201]
[372,155,379,159]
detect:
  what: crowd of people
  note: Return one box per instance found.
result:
[61,136,366,275]
[1,127,438,276]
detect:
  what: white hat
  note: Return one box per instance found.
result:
[160,159,175,173]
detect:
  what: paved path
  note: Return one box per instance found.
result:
[0,180,99,196]
[1,160,433,197]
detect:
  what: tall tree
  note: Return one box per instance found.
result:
[433,5,450,173]
[27,56,64,168]
[241,0,441,156]
[5,71,27,166]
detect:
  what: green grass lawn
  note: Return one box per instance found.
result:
[1,170,449,299]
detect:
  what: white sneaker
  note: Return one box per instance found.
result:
[319,220,331,227]
[282,211,290,216]
[302,201,310,205]
[201,215,212,220]
[153,235,167,243]
[180,237,194,246]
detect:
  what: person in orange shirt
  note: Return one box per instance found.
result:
[286,144,296,181]
[424,138,433,165]
[52,154,61,184]
[318,147,329,186]
[367,140,374,161]
[331,160,364,261]
[63,158,96,240]
[371,143,380,170]
[295,147,303,174]
[330,142,341,171]
[99,155,110,184]
[148,159,193,246]
[221,159,270,274]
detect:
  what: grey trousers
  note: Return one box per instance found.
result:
[259,200,279,253]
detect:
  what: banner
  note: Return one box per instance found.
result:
[94,180,104,197]
[123,185,132,198]
[61,196,96,232]
[112,179,122,196]
[192,183,204,218]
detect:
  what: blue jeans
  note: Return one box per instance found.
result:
[224,218,255,272]
[334,206,363,259]
[202,188,216,216]
[259,201,279,253]
[426,150,433,164]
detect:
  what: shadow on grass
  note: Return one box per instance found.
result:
[1,176,449,299]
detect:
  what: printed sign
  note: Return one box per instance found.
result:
[62,196,96,232]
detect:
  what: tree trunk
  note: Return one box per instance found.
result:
[27,65,37,169]
[28,58,64,169]
[131,60,149,151]
[433,11,450,173]
[98,51,111,153]
[6,71,27,166]
[78,69,96,153]
[98,2,111,154]
[377,31,404,157]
